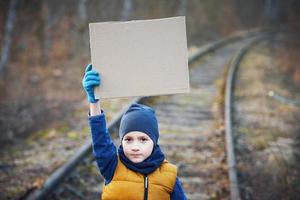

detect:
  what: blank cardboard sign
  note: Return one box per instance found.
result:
[89,16,189,99]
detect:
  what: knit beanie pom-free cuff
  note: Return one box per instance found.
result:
[119,103,159,145]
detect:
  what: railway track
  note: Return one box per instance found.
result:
[19,28,285,200]
[225,34,273,200]
[229,31,300,200]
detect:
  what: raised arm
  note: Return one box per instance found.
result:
[82,64,117,184]
[90,101,101,116]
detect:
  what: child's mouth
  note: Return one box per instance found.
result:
[131,154,142,157]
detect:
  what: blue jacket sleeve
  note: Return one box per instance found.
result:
[89,112,118,184]
[170,177,187,200]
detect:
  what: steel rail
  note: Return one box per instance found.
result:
[224,33,278,200]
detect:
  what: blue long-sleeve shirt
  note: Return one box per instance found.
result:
[89,112,187,200]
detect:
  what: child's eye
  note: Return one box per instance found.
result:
[124,138,132,142]
[139,138,148,142]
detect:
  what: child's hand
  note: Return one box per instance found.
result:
[82,64,101,103]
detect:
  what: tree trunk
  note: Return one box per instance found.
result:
[41,0,63,64]
[0,0,19,72]
[177,0,187,16]
[263,0,280,25]
[121,0,132,21]
[42,1,51,64]
[71,0,88,56]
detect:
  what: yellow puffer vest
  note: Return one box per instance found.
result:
[101,158,177,200]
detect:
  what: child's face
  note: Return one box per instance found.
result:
[122,131,154,163]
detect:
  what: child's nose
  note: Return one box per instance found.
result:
[131,141,140,151]
[132,148,139,152]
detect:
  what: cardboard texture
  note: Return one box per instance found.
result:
[89,16,189,99]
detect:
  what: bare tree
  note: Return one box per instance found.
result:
[263,0,280,24]
[71,0,88,56]
[78,0,88,27]
[41,0,64,64]
[121,0,132,21]
[177,0,187,16]
[0,0,19,72]
[41,1,51,64]
[77,0,88,51]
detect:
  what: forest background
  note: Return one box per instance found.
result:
[0,0,299,145]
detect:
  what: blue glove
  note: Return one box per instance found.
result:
[82,64,101,103]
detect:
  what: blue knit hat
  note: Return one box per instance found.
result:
[119,103,159,145]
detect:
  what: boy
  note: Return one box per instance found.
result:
[82,64,187,199]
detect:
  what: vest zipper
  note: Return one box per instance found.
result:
[144,175,148,200]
